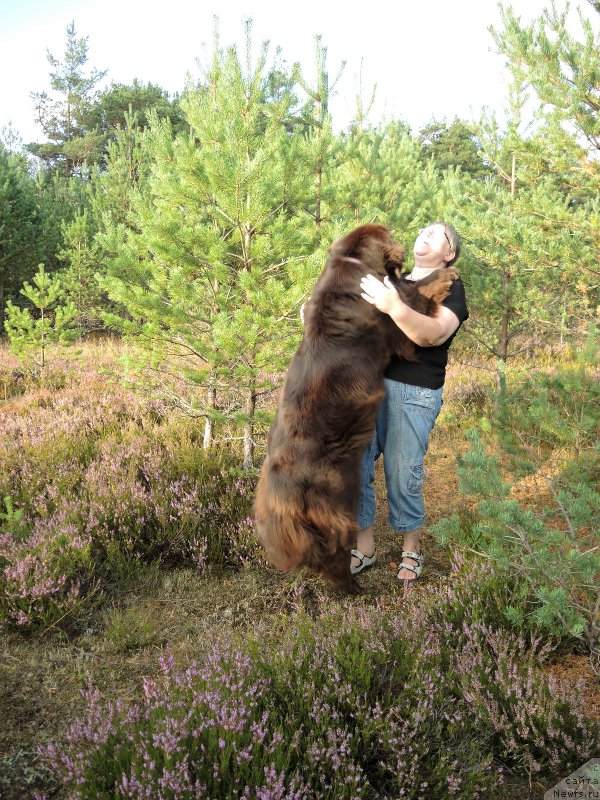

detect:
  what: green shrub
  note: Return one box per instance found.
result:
[433,346,600,650]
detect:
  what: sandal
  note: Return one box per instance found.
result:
[396,549,424,582]
[350,548,377,575]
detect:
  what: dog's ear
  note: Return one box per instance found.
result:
[385,243,405,266]
[328,226,367,259]
[384,242,406,280]
[384,243,406,278]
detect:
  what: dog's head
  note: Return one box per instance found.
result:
[328,223,405,280]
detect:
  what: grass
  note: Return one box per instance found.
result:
[0,340,598,799]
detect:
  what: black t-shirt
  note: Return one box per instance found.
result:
[385,275,469,389]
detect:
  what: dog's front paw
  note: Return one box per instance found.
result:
[418,267,457,303]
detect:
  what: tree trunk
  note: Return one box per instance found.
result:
[243,387,256,469]
[510,153,516,196]
[40,306,46,368]
[498,268,510,363]
[315,154,322,241]
[0,274,4,334]
[203,384,216,450]
[66,97,72,178]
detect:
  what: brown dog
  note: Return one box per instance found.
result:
[254,224,456,594]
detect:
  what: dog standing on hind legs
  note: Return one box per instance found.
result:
[254,224,457,594]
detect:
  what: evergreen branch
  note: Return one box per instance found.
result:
[588,592,600,665]
[453,359,500,373]
[513,430,577,539]
[256,201,287,226]
[503,523,597,632]
[459,327,502,359]
[506,323,530,343]
[462,545,494,560]
[502,523,581,629]
[213,205,237,226]
[225,251,248,267]
[261,260,292,275]
[153,391,213,418]
[506,342,549,360]
[581,131,600,152]
[255,386,280,398]
[129,365,238,417]
[130,332,210,363]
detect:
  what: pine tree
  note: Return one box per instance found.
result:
[334,120,448,239]
[491,2,600,173]
[86,80,183,143]
[52,112,153,334]
[490,2,600,270]
[57,209,103,330]
[98,24,314,467]
[433,340,599,649]
[449,167,596,361]
[5,265,79,369]
[293,35,344,241]
[453,66,598,361]
[32,168,90,275]
[0,145,46,331]
[419,118,489,179]
[29,21,107,176]
[91,110,151,223]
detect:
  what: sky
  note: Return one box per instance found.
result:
[0,0,597,146]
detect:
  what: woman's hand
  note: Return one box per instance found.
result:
[360,274,403,317]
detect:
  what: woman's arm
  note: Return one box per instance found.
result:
[360,274,459,347]
[388,302,460,346]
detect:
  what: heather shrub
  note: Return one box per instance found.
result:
[432,564,596,778]
[430,550,536,645]
[257,613,500,798]
[443,619,596,779]
[38,576,599,799]
[0,377,144,514]
[441,361,495,424]
[84,430,257,570]
[41,648,310,799]
[0,509,95,627]
[142,420,260,568]
[0,371,259,629]
[0,348,26,400]
[23,355,75,392]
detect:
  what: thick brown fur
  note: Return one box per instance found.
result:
[254,224,457,594]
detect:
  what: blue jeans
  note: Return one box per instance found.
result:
[358,379,443,533]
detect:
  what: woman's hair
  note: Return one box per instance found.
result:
[440,222,461,267]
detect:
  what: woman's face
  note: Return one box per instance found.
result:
[413,224,453,261]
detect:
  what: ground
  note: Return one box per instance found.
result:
[0,425,598,800]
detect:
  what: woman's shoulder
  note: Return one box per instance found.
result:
[444,274,469,320]
[450,274,467,295]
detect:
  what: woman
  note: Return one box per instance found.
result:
[353,222,468,586]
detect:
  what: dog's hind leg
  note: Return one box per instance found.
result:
[323,549,364,594]
[311,543,363,595]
